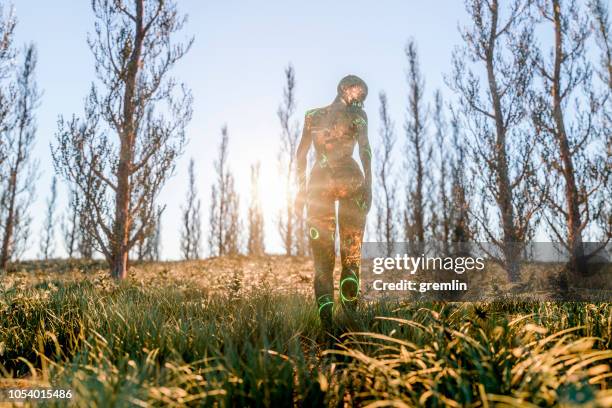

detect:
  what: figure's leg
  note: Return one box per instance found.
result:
[338,190,367,310]
[307,184,336,329]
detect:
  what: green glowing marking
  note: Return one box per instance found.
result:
[306,108,320,118]
[319,153,328,168]
[353,117,367,129]
[355,198,367,211]
[318,301,334,316]
[340,276,360,303]
[309,227,320,240]
[361,146,372,160]
[317,294,334,316]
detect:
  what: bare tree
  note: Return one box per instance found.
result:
[208,126,241,256]
[450,0,540,281]
[431,90,452,254]
[78,223,95,259]
[61,180,96,260]
[133,207,161,261]
[39,176,58,260]
[449,111,472,247]
[61,185,79,258]
[52,0,193,279]
[403,39,431,244]
[76,167,97,260]
[247,161,265,256]
[277,64,307,256]
[0,45,39,269]
[590,0,612,240]
[374,91,398,251]
[150,211,161,261]
[0,3,15,79]
[0,3,16,168]
[531,0,611,271]
[225,182,240,257]
[180,158,201,260]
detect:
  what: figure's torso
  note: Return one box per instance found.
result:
[306,104,366,199]
[306,105,365,169]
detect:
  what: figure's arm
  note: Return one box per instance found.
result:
[295,112,313,210]
[355,111,372,212]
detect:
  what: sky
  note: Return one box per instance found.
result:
[12,1,490,260]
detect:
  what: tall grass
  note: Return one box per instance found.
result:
[0,262,610,407]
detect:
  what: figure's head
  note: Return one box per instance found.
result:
[337,75,368,107]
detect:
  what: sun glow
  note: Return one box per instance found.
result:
[253,161,297,250]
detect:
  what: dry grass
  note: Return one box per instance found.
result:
[0,256,610,407]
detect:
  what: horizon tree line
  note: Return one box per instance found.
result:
[372,0,610,282]
[0,0,608,283]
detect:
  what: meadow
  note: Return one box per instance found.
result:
[0,256,611,407]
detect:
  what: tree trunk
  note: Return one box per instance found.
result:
[112,138,132,279]
[285,184,293,255]
[414,141,424,243]
[551,0,585,274]
[68,206,78,258]
[0,171,17,270]
[218,177,225,256]
[486,0,520,282]
[111,0,144,279]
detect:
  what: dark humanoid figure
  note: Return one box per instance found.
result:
[296,75,372,329]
